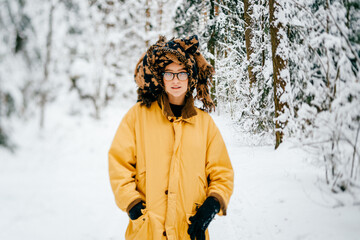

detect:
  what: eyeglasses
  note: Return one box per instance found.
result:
[162,72,189,81]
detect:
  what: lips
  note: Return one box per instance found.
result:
[171,86,181,89]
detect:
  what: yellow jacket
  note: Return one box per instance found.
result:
[109,96,234,240]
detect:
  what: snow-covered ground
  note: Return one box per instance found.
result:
[1,100,359,240]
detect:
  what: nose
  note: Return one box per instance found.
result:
[173,75,181,82]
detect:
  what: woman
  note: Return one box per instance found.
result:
[108,35,234,240]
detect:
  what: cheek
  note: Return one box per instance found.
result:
[184,81,189,91]
[163,81,170,91]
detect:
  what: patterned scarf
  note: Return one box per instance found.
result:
[134,35,215,112]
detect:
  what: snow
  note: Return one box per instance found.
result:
[1,100,360,240]
[70,58,92,79]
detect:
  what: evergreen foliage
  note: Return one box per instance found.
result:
[174,0,275,144]
[1,0,359,197]
[173,0,360,192]
[288,0,360,192]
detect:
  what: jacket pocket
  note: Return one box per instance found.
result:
[180,213,196,240]
[126,209,149,239]
[186,212,195,225]
[185,212,210,240]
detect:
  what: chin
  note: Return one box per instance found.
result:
[172,93,186,98]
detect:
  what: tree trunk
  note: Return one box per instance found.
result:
[158,0,163,32]
[208,0,217,67]
[145,0,151,47]
[261,13,266,67]
[344,0,350,29]
[269,0,288,149]
[40,1,55,128]
[244,0,256,87]
[208,0,219,105]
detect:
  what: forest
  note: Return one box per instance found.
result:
[1,0,359,196]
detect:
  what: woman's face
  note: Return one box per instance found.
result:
[163,62,189,105]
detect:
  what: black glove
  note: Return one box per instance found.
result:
[129,201,145,220]
[188,197,220,240]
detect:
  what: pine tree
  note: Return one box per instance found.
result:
[287,0,360,192]
[269,0,291,149]
[0,0,39,149]
[173,0,203,37]
[244,0,256,86]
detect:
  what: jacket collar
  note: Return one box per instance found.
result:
[157,93,197,123]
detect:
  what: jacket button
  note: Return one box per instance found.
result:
[165,190,168,195]
[163,231,167,236]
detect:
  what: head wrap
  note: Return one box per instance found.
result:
[134,35,215,112]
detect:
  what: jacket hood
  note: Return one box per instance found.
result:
[134,35,215,112]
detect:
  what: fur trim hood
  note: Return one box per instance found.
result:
[134,35,215,112]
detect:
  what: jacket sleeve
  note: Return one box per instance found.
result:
[108,106,142,214]
[205,117,234,216]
